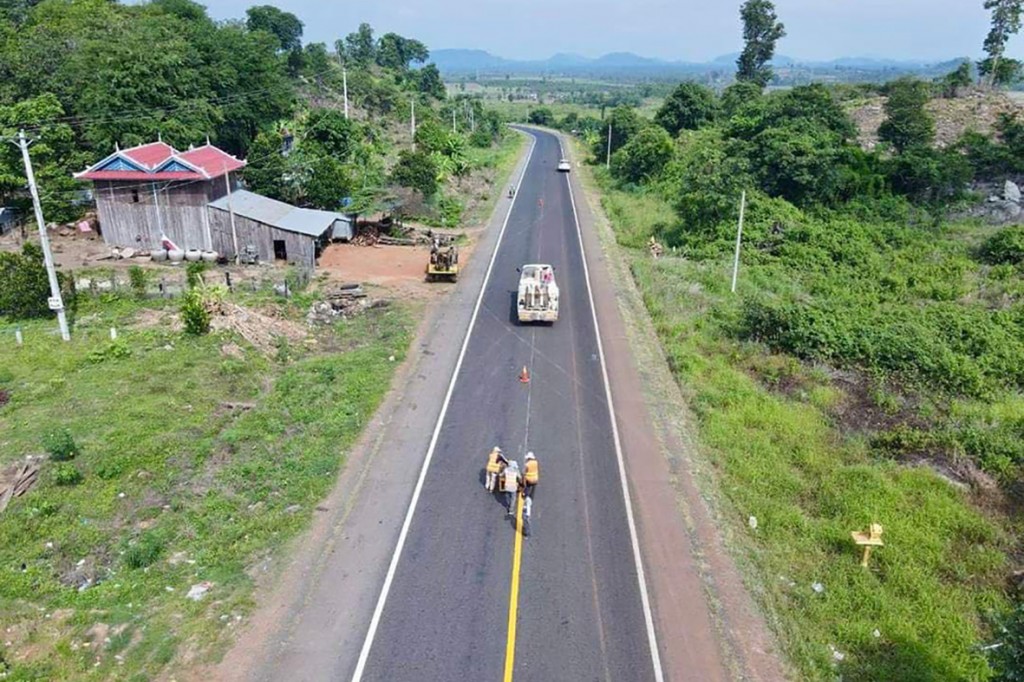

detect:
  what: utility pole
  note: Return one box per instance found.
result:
[15,130,69,341]
[731,190,747,294]
[343,66,349,120]
[224,168,239,264]
[452,108,457,134]
[411,99,416,151]
[606,123,612,169]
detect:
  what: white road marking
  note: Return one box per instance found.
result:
[559,135,666,682]
[351,133,538,682]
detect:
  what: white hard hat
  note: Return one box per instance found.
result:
[525,451,535,461]
[494,446,502,453]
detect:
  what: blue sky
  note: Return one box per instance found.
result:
[201,0,1021,62]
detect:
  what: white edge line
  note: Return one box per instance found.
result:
[351,131,538,682]
[559,134,666,682]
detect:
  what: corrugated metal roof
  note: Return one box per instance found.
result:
[208,190,341,237]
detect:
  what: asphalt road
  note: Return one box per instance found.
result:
[358,128,656,681]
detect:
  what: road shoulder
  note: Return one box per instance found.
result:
[562,134,790,681]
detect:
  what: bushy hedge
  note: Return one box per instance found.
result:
[741,298,1024,398]
[0,242,77,321]
[980,226,1024,266]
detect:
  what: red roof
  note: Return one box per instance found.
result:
[75,141,245,182]
[123,141,176,168]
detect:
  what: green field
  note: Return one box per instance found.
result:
[0,292,413,680]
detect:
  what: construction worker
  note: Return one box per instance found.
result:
[522,451,539,499]
[484,446,507,493]
[501,460,522,516]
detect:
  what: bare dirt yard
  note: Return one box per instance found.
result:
[317,240,476,301]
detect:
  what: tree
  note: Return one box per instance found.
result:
[418,64,446,99]
[343,22,375,65]
[611,126,674,184]
[655,81,718,136]
[594,105,643,160]
[670,129,752,237]
[978,56,1024,86]
[242,130,288,200]
[981,0,1024,86]
[303,155,353,209]
[748,121,846,205]
[736,0,786,88]
[245,5,303,52]
[391,150,438,196]
[878,78,935,153]
[939,60,973,98]
[527,107,555,126]
[720,81,763,117]
[375,32,428,71]
[304,109,358,160]
[886,146,970,203]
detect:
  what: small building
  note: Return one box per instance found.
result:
[75,140,245,253]
[208,190,348,270]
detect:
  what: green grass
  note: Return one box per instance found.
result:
[461,130,528,226]
[0,293,414,680]
[592,176,1016,680]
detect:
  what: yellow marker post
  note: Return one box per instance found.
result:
[851,523,884,568]
[503,492,525,682]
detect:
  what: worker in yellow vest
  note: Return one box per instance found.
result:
[522,452,539,499]
[484,446,507,493]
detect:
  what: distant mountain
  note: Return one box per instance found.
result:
[430,48,966,78]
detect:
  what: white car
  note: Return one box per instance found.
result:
[557,159,572,172]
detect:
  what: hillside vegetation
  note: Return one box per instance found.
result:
[556,75,1024,680]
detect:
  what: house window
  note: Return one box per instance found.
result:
[273,240,287,261]
[131,188,140,203]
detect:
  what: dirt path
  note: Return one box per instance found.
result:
[563,134,789,681]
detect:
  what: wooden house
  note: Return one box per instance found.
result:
[75,141,244,252]
[76,140,348,270]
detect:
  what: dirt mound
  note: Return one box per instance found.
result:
[847,90,1024,150]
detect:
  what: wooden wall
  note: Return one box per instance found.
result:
[94,174,234,251]
[207,208,319,270]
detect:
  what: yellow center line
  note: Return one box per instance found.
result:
[503,492,525,682]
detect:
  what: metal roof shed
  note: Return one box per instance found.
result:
[207,190,345,269]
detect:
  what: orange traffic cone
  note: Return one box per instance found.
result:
[519,366,530,383]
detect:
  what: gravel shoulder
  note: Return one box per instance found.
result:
[561,133,790,681]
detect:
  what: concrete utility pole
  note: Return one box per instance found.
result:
[15,129,70,341]
[411,99,416,151]
[343,66,349,120]
[224,168,239,264]
[606,123,612,169]
[452,108,457,134]
[731,190,747,294]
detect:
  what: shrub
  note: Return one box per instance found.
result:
[438,195,464,227]
[42,428,79,461]
[185,261,207,289]
[123,533,164,569]
[180,289,211,336]
[0,242,77,321]
[128,265,148,300]
[989,599,1024,681]
[980,226,1024,266]
[53,463,83,486]
[87,339,133,364]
